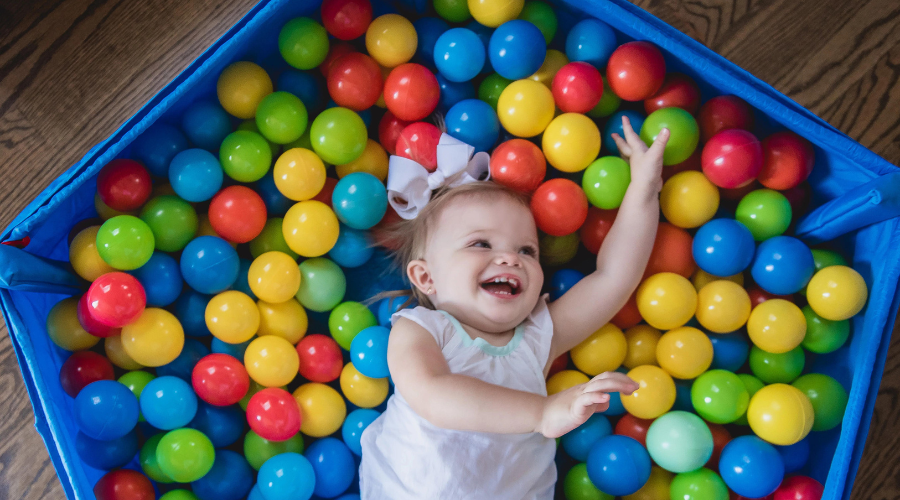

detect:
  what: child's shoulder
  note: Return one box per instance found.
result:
[391,305,455,347]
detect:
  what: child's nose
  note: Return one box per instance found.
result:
[495,251,521,267]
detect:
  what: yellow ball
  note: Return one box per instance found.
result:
[206,291,260,344]
[283,200,340,257]
[696,280,752,333]
[293,383,347,438]
[94,193,138,220]
[691,268,743,291]
[528,49,569,87]
[623,466,674,500]
[365,14,417,67]
[217,61,274,119]
[636,272,698,330]
[497,79,555,138]
[336,139,389,181]
[659,171,720,229]
[274,148,326,201]
[622,365,676,419]
[244,335,299,387]
[747,298,807,354]
[46,297,100,351]
[539,232,580,267]
[257,298,308,344]
[656,326,713,379]
[105,335,144,370]
[248,251,302,304]
[623,325,661,369]
[542,113,601,173]
[121,308,184,367]
[747,383,814,445]
[571,324,627,375]
[69,226,116,281]
[806,265,868,321]
[340,362,390,408]
[546,370,590,395]
[468,0,524,27]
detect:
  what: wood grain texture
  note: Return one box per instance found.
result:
[0,0,898,499]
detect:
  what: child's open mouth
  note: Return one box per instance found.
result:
[480,276,522,298]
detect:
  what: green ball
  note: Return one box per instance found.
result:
[256,91,309,144]
[156,428,215,483]
[140,433,174,483]
[118,370,155,422]
[749,345,805,384]
[587,79,620,118]
[296,257,347,312]
[434,0,471,23]
[238,119,279,158]
[160,491,200,500]
[479,73,513,111]
[310,107,368,165]
[96,215,155,270]
[733,374,765,425]
[250,218,300,260]
[640,107,699,166]
[518,1,557,44]
[539,232,580,267]
[811,248,848,271]
[139,195,199,252]
[735,189,792,241]
[691,369,750,424]
[564,463,613,500]
[279,17,329,70]
[285,127,314,151]
[792,373,849,432]
[220,130,273,183]
[243,430,305,471]
[329,301,378,350]
[646,411,713,473]
[801,305,849,354]
[582,156,631,209]
[669,468,729,500]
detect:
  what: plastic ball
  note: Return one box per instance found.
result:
[692,219,755,277]
[546,369,590,395]
[586,435,652,496]
[701,129,763,188]
[257,298,308,344]
[331,172,388,230]
[258,452,316,500]
[350,326,391,379]
[606,41,665,101]
[310,107,368,165]
[539,232,580,267]
[578,207,615,255]
[640,107,699,166]
[157,428,216,483]
[497,79,555,137]
[773,475,824,500]
[751,236,815,295]
[395,121,442,170]
[280,17,330,70]
[413,17,450,68]
[255,91,308,145]
[486,20,545,80]
[327,53,384,111]
[129,253,181,309]
[97,159,152,212]
[132,123,189,177]
[75,428,139,471]
[246,387,302,441]
[342,408,380,456]
[542,113,601,173]
[244,430,305,471]
[719,435,785,498]
[478,73,512,110]
[181,99,231,152]
[746,298,806,354]
[74,380,139,440]
[644,73,701,115]
[490,139,546,193]
[93,469,155,500]
[433,28,485,82]
[696,280,751,333]
[321,0,372,40]
[582,156,630,209]
[96,215,155,270]
[656,327,713,380]
[468,0,523,27]
[806,265,868,321]
[561,414,612,462]
[187,401,243,447]
[340,362,389,408]
[706,332,749,373]
[530,179,588,236]
[775,438,810,474]
[644,223,696,279]
[611,413,651,448]
[246,251,301,304]
[272,149,325,203]
[293,383,348,437]
[383,63,441,121]
[791,373,848,432]
[623,365,676,419]
[251,219,299,260]
[104,335,143,370]
[180,236,239,294]
[446,99,500,153]
[747,383,814,446]
[47,297,101,351]
[283,200,341,258]
[337,139,389,181]
[749,345,805,385]
[304,437,355,498]
[139,195,199,252]
[621,325,660,369]
[565,19,617,68]
[660,171,720,228]
[603,110,645,156]
[156,338,209,382]
[140,375,198,430]
[70,225,117,282]
[121,308,185,367]
[563,462,611,500]
[217,61,273,119]
[801,305,849,354]
[690,369,749,424]
[435,0,471,22]
[293,258,345,313]
[191,353,250,406]
[60,351,115,398]
[636,272,697,331]
[169,149,224,202]
[366,14,417,67]
[550,268,585,301]
[759,131,815,190]
[209,185,268,243]
[205,291,260,344]
[191,450,254,500]
[671,468,729,500]
[692,268,742,291]
[735,189,792,241]
[245,336,300,387]
[645,411,714,473]
[82,271,146,328]
[698,95,754,142]
[551,62,603,113]
[571,324,627,375]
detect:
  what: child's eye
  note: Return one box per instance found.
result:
[472,240,491,249]
[519,246,537,256]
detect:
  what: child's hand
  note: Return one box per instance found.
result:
[611,115,669,194]
[536,372,640,439]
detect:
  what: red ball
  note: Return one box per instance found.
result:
[644,72,701,115]
[614,413,654,446]
[396,122,443,171]
[59,351,115,397]
[97,159,152,212]
[321,0,372,40]
[611,291,642,329]
[552,62,603,113]
[327,52,384,111]
[378,111,412,155]
[530,179,588,237]
[93,469,155,500]
[209,185,268,243]
[606,41,666,102]
[192,353,251,406]
[490,139,547,193]
[732,494,772,500]
[701,129,763,189]
[296,334,344,383]
[547,352,569,379]
[773,476,824,500]
[758,131,815,190]
[83,272,147,328]
[579,207,617,254]
[320,42,357,77]
[699,95,754,142]
[705,422,732,471]
[720,180,760,201]
[644,222,695,278]
[77,293,122,337]
[747,286,793,308]
[782,181,811,216]
[312,177,338,208]
[383,63,440,122]
[662,148,702,182]
[246,387,302,441]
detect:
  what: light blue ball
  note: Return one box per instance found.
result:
[566,19,618,68]
[131,123,188,177]
[332,173,388,230]
[305,437,356,498]
[350,326,391,378]
[247,485,266,500]
[129,252,183,307]
[376,296,408,327]
[329,224,375,268]
[719,435,785,498]
[180,235,240,294]
[750,235,815,295]
[434,28,486,82]
[604,110,646,156]
[169,148,224,202]
[182,100,233,151]
[561,414,612,461]
[192,450,255,500]
[74,380,139,441]
[258,452,316,500]
[601,390,626,416]
[692,219,756,277]
[139,375,198,430]
[342,408,381,456]
[488,20,546,80]
[445,99,499,153]
[586,435,651,496]
[466,21,495,75]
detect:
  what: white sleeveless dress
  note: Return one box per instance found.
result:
[359,294,557,500]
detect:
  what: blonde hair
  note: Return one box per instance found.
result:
[370,181,532,310]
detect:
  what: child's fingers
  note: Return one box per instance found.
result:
[610,133,632,157]
[647,128,671,157]
[621,115,643,145]
[584,372,641,395]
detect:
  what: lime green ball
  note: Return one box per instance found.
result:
[310,107,368,165]
[256,91,309,144]
[640,107,699,166]
[285,127,314,151]
[434,0,471,23]
[96,215,155,270]
[279,17,329,70]
[329,301,378,350]
[539,232,580,267]
[296,257,347,312]
[140,433,174,483]
[156,428,215,483]
[139,195,199,252]
[220,130,273,182]
[582,156,631,209]
[690,369,749,424]
[733,374,765,425]
[801,305,849,354]
[479,73,513,111]
[564,463,612,500]
[791,373,849,431]
[244,430,305,471]
[735,189,792,241]
[160,491,200,500]
[250,218,300,260]
[812,248,848,271]
[669,468,729,500]
[749,345,805,384]
[238,119,279,158]
[587,79,620,118]
[118,370,155,421]
[518,2,557,44]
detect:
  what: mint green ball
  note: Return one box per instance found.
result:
[296,257,347,312]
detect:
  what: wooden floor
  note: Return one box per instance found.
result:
[0,0,898,498]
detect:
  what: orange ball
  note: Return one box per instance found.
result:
[644,223,695,279]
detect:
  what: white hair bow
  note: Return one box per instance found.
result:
[386,133,491,220]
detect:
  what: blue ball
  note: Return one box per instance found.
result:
[174,289,213,337]
[719,435,785,498]
[465,21,495,75]
[190,402,246,448]
[709,332,750,372]
[604,110,645,156]
[131,123,188,177]
[673,380,695,413]
[488,20,546,80]
[332,173,388,230]
[750,236,815,295]
[192,450,255,500]
[337,495,361,500]
[776,437,810,473]
[277,70,325,114]
[157,338,210,381]
[376,296,408,327]
[414,17,450,69]
[247,485,266,500]
[74,380,139,440]
[139,376,198,430]
[565,19,618,68]
[434,28,486,82]
[211,337,254,360]
[181,100,233,151]
[129,252,182,307]
[692,219,756,277]
[550,269,585,301]
[255,169,295,216]
[601,390,626,416]
[436,74,477,113]
[350,326,391,378]
[305,438,356,498]
[169,148,224,202]
[445,99,499,153]
[329,224,375,268]
[232,258,258,300]
[181,236,240,294]
[75,429,139,470]
[342,409,380,456]
[586,435,652,496]
[561,414,612,461]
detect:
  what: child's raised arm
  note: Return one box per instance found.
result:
[546,116,669,364]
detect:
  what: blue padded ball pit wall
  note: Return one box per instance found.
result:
[0,0,898,499]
